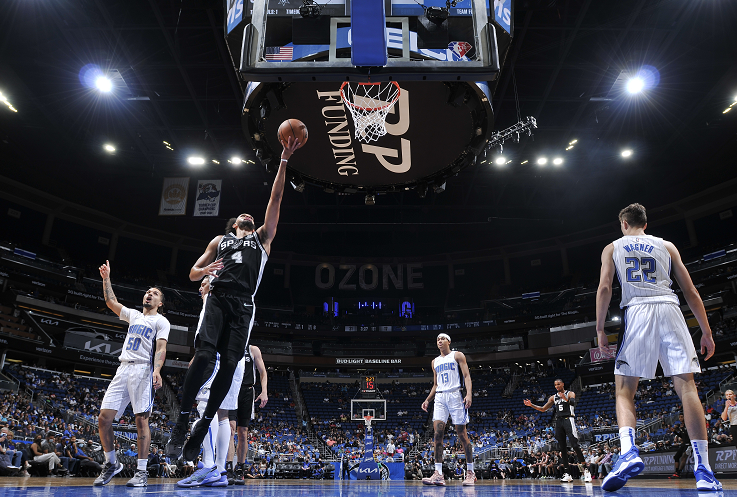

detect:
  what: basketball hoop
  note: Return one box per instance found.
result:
[340,82,400,144]
[363,415,374,428]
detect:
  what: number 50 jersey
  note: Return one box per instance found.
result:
[213,231,268,298]
[612,234,679,308]
[118,306,170,363]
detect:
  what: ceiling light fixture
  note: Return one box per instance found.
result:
[95,76,112,93]
[552,157,563,166]
[520,160,528,165]
[494,156,506,165]
[163,141,170,146]
[165,145,173,151]
[626,77,644,94]
[723,107,732,114]
[569,139,577,145]
[536,157,548,166]
[187,156,205,166]
[621,149,633,158]
[565,145,574,151]
[212,159,220,164]
[103,144,116,153]
[0,92,18,112]
[229,157,242,164]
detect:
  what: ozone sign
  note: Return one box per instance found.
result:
[242,81,493,193]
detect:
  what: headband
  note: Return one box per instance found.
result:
[437,333,451,342]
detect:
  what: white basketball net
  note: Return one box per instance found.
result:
[340,82,400,144]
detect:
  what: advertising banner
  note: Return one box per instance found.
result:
[590,345,617,362]
[193,180,222,217]
[159,177,189,216]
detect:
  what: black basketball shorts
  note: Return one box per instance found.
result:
[195,290,255,359]
[236,384,255,428]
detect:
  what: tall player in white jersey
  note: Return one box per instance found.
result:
[421,334,476,486]
[94,261,170,488]
[596,203,720,492]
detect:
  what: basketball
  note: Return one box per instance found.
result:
[278,119,308,148]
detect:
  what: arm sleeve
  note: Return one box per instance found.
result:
[156,317,171,342]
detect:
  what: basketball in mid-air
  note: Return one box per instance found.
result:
[278,119,308,148]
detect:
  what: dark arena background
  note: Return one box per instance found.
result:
[1,0,737,496]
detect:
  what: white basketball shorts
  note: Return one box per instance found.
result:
[433,390,469,426]
[100,363,154,419]
[614,302,701,379]
[195,353,245,411]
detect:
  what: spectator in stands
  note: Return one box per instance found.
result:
[147,446,163,478]
[30,434,66,476]
[0,429,22,470]
[124,444,138,457]
[66,437,102,476]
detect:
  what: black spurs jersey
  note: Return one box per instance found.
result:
[554,391,575,418]
[212,232,267,297]
[242,345,257,387]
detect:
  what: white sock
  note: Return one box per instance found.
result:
[692,440,711,472]
[435,463,443,473]
[215,419,231,474]
[467,462,474,472]
[619,426,635,453]
[196,416,219,468]
[105,450,117,465]
[137,459,147,471]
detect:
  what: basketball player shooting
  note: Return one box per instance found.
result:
[94,261,170,488]
[596,203,720,492]
[421,333,476,486]
[166,136,300,461]
[523,380,589,483]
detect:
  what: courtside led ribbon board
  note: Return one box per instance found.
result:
[194,180,222,217]
[159,177,189,216]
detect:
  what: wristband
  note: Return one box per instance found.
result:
[281,159,288,163]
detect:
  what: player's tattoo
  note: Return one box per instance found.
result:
[103,278,118,304]
[154,349,165,371]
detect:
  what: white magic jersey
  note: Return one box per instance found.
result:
[612,234,679,308]
[434,351,462,392]
[118,306,170,363]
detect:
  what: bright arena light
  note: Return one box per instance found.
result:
[552,157,563,166]
[103,144,116,153]
[187,156,205,166]
[536,157,548,166]
[621,149,633,158]
[95,76,112,92]
[494,156,506,165]
[229,156,242,164]
[626,77,644,94]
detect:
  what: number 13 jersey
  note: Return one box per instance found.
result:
[213,231,268,298]
[612,234,678,308]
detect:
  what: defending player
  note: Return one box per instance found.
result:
[233,344,268,485]
[167,137,299,461]
[596,203,721,491]
[94,261,170,487]
[523,380,590,483]
[420,333,476,486]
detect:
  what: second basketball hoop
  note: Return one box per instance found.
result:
[340,81,400,144]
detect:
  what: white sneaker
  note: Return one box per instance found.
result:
[584,470,592,483]
[561,473,573,483]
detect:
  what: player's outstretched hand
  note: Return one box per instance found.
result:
[202,258,224,278]
[523,399,532,407]
[99,260,111,280]
[153,371,162,390]
[280,135,300,161]
[421,400,429,412]
[257,391,268,408]
[700,332,716,361]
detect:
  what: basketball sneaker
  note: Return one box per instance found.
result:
[601,446,644,491]
[422,470,445,486]
[462,470,476,486]
[166,422,188,460]
[234,464,245,485]
[203,472,229,487]
[177,465,220,487]
[561,473,573,482]
[93,461,124,486]
[126,470,148,487]
[584,470,592,483]
[694,466,722,491]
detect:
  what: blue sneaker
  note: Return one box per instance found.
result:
[695,466,722,491]
[602,447,644,491]
[177,465,220,487]
[204,472,229,487]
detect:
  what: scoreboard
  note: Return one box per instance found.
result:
[361,376,377,398]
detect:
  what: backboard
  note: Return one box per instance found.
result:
[351,399,387,422]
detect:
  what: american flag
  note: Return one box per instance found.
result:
[265,46,293,61]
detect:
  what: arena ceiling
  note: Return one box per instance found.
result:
[1,0,736,257]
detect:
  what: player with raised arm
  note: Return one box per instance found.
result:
[94,261,170,487]
[523,380,589,483]
[166,137,299,461]
[421,333,476,486]
[596,203,720,491]
[233,344,268,485]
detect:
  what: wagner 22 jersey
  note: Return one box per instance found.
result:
[118,306,170,363]
[212,231,268,297]
[612,234,679,308]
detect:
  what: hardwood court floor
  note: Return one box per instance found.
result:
[0,478,734,496]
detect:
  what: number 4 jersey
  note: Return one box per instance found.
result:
[612,234,679,308]
[213,231,268,297]
[118,306,171,363]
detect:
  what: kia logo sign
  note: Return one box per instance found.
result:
[242,81,492,193]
